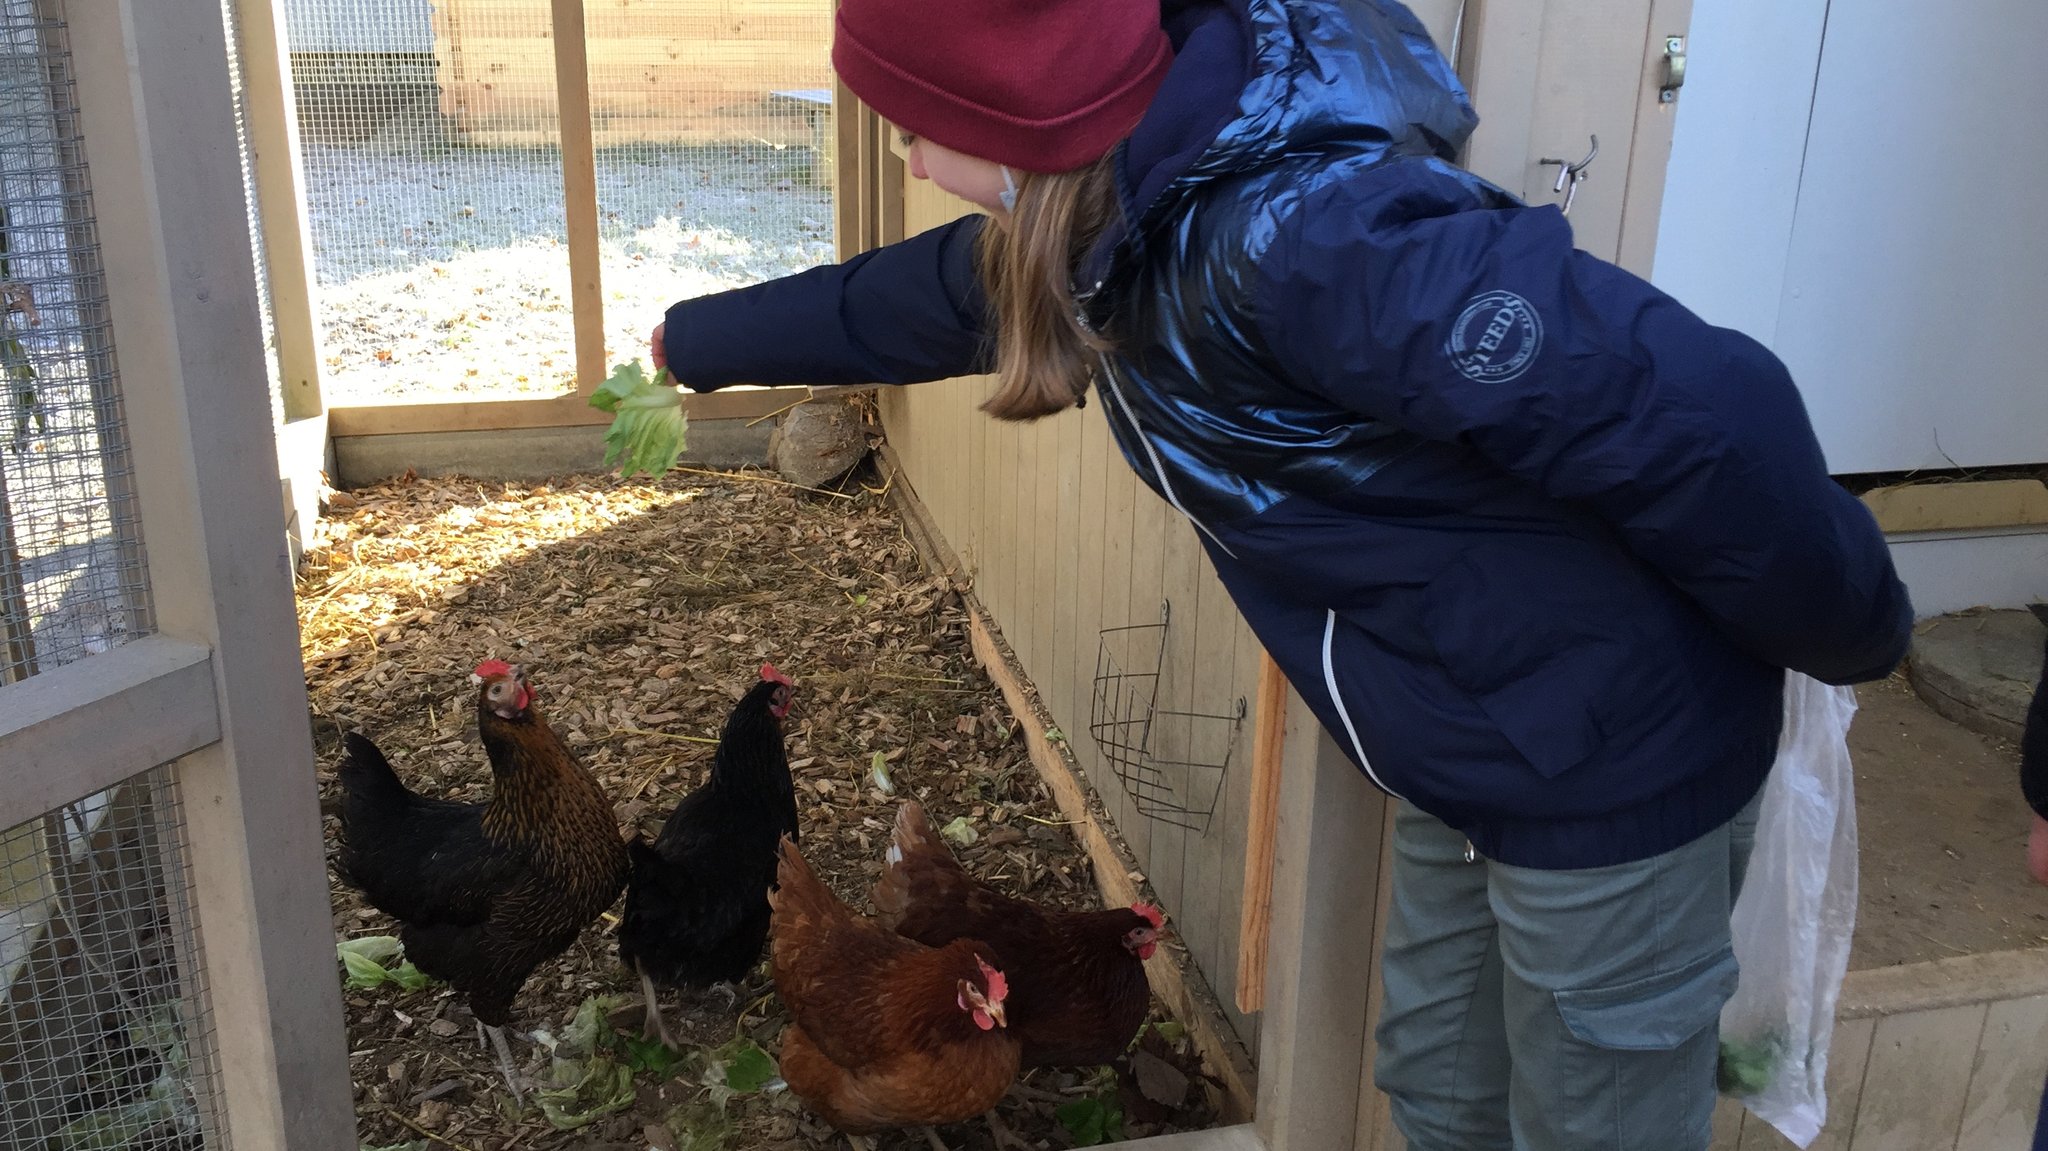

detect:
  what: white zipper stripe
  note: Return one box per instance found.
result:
[1322,609,1403,799]
[1096,354,1238,559]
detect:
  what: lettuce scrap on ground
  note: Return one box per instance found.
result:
[532,995,638,1130]
[336,935,435,992]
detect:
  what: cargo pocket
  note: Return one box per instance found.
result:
[1554,945,1740,1050]
[1539,947,1741,1146]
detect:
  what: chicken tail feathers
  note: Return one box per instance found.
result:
[871,799,964,929]
[337,731,410,802]
[769,835,841,929]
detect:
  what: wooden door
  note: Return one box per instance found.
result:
[1459,0,1695,275]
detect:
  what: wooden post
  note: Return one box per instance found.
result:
[1255,696,1387,1151]
[551,0,606,392]
[878,116,906,247]
[1235,650,1289,1014]
[227,0,327,422]
[833,77,864,259]
[65,2,356,1145]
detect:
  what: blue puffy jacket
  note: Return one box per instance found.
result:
[663,0,1913,867]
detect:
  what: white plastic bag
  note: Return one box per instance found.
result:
[1718,671,1861,1148]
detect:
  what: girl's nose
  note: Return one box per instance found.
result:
[906,144,928,181]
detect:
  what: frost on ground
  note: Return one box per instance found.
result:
[304,129,834,405]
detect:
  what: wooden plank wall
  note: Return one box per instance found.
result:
[879,182,1267,1053]
[432,0,830,147]
[1704,988,2048,1150]
[1358,945,2048,1149]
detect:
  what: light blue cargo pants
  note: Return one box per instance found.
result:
[1374,797,1760,1151]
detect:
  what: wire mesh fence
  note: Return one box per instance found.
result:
[0,0,156,687]
[585,1,836,372]
[0,767,231,1151]
[278,0,835,406]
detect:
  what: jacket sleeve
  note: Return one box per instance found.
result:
[1252,173,1913,684]
[662,214,993,390]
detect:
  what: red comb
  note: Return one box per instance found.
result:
[1132,902,1165,929]
[474,659,514,679]
[976,955,1008,1001]
[760,662,794,687]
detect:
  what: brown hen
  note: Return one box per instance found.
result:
[767,835,1020,1135]
[872,799,1162,1068]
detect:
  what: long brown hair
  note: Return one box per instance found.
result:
[975,152,1124,421]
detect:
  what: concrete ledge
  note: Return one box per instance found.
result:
[1839,946,2048,1019]
[1907,608,2047,742]
[331,417,774,486]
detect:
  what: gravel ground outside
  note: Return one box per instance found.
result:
[304,122,835,405]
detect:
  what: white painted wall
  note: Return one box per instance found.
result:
[1887,531,2048,618]
[1655,0,2048,476]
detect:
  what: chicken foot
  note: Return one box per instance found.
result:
[708,980,741,1012]
[985,1110,1031,1151]
[1004,1082,1073,1106]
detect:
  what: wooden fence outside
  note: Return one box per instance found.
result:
[432,0,831,147]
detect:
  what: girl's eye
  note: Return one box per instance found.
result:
[888,131,915,161]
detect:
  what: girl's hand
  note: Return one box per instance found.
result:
[651,322,667,372]
[2029,812,2048,887]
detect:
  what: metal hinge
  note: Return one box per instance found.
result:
[1660,36,1688,103]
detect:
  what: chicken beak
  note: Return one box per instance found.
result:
[986,1000,1007,1028]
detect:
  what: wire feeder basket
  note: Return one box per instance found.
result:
[1089,600,1246,834]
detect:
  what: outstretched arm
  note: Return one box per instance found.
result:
[661,215,994,390]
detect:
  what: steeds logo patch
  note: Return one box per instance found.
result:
[1446,290,1542,383]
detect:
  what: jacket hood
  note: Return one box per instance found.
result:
[1095,0,1479,285]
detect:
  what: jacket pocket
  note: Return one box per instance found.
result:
[1553,945,1740,1051]
[1419,545,1623,779]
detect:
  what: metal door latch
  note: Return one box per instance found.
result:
[1538,135,1599,216]
[1661,36,1687,103]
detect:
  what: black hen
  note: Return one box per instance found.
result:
[335,660,629,1097]
[616,662,800,1043]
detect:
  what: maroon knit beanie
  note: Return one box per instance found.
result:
[832,0,1174,174]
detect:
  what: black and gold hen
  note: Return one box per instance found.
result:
[335,660,629,1096]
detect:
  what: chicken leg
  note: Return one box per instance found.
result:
[638,966,677,1048]
[477,1021,525,1104]
[919,1127,951,1151]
